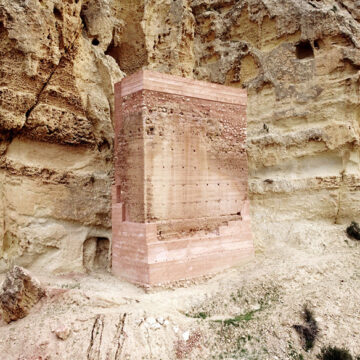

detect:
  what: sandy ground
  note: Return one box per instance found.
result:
[0,220,360,360]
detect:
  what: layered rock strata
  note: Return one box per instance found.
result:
[190,0,360,244]
[1,0,360,271]
[0,0,123,272]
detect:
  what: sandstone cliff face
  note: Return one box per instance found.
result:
[1,0,360,271]
[0,0,124,272]
[190,0,360,246]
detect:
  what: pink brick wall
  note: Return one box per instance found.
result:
[112,70,253,285]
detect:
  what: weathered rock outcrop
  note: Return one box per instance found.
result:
[0,0,123,272]
[116,0,360,244]
[0,265,45,323]
[1,0,360,271]
[190,0,360,245]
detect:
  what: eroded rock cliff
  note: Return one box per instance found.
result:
[191,0,360,247]
[0,0,123,272]
[1,0,360,271]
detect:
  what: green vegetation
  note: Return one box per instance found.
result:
[214,335,259,360]
[60,282,81,289]
[189,284,280,359]
[288,342,305,360]
[192,312,209,319]
[214,309,258,327]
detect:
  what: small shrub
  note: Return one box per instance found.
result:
[214,309,257,327]
[185,311,209,319]
[61,282,80,289]
[288,341,305,360]
[346,222,360,240]
[193,312,208,319]
[317,346,353,360]
[293,306,319,351]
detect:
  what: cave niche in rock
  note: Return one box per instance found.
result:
[83,237,110,272]
[295,40,314,59]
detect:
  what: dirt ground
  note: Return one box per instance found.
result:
[0,220,359,360]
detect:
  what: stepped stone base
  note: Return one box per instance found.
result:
[112,201,253,285]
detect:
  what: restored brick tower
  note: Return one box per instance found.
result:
[112,70,254,285]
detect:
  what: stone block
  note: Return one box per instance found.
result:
[0,266,45,323]
[112,70,253,285]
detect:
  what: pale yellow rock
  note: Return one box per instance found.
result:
[1,0,360,272]
[189,0,360,247]
[0,0,123,272]
[0,2,360,359]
